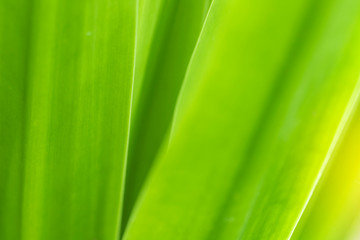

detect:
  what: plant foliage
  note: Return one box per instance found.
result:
[0,0,359,239]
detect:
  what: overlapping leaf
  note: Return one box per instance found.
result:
[1,0,360,239]
[123,0,360,239]
[123,0,212,230]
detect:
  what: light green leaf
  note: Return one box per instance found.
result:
[2,0,360,239]
[123,0,360,239]
[292,92,360,239]
[0,0,136,239]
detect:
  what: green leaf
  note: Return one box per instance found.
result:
[0,0,32,239]
[122,0,211,229]
[123,0,360,239]
[0,0,136,239]
[292,91,360,239]
[2,0,360,239]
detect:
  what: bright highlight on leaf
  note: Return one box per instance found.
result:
[0,0,359,239]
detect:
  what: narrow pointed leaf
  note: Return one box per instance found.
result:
[123,0,211,228]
